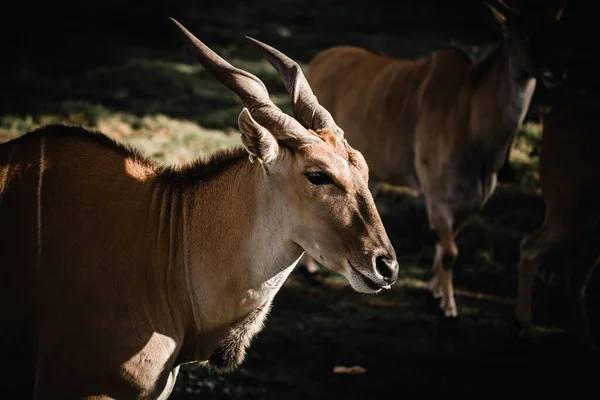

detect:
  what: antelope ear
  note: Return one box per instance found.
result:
[485,1,508,32]
[237,108,279,164]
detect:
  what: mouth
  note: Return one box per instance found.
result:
[349,262,392,291]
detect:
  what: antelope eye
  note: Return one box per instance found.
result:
[304,171,333,185]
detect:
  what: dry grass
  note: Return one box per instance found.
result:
[0,101,241,166]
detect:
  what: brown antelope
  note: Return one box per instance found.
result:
[516,94,600,351]
[303,0,566,317]
[0,18,399,398]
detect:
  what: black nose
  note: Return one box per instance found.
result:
[375,256,399,283]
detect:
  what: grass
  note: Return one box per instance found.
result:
[2,0,599,397]
[0,102,240,165]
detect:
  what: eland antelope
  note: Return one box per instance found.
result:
[303,0,566,318]
[0,18,398,399]
[516,94,600,352]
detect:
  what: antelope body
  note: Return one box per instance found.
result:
[516,94,600,351]
[0,19,398,398]
[304,1,565,317]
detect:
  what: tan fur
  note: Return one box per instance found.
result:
[0,25,398,398]
[516,95,600,350]
[304,3,564,317]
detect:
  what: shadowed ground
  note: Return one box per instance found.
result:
[1,0,598,397]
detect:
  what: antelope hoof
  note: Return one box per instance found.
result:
[443,307,457,318]
[440,301,457,318]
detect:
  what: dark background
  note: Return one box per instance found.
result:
[1,0,597,103]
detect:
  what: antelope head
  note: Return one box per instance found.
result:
[170,19,399,293]
[486,0,567,87]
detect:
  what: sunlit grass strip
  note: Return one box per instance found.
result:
[0,101,241,166]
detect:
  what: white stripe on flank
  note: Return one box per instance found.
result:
[0,144,17,207]
[417,52,436,107]
[37,135,45,270]
[182,198,203,332]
